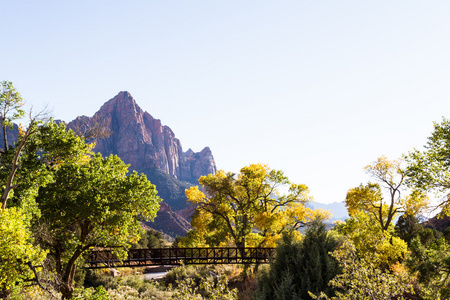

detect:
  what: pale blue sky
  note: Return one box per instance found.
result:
[2,1,450,205]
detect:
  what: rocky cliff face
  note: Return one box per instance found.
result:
[68,91,216,184]
[141,202,191,237]
[0,122,19,150]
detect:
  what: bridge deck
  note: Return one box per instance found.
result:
[85,247,276,269]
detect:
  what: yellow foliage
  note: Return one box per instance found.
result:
[335,212,407,267]
[347,156,429,231]
[185,186,207,204]
[0,208,47,294]
[18,123,25,137]
[182,163,321,248]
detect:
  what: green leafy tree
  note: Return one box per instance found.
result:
[34,152,161,299]
[0,81,25,151]
[395,214,423,246]
[406,118,450,215]
[0,114,55,298]
[182,164,325,248]
[132,229,165,249]
[405,236,450,299]
[257,218,341,300]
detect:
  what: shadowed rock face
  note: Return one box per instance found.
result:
[0,122,19,150]
[141,202,191,237]
[68,91,216,183]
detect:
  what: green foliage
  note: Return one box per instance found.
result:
[395,214,423,246]
[0,116,51,212]
[0,81,24,150]
[406,235,450,299]
[27,122,162,299]
[132,229,165,249]
[257,219,341,300]
[144,168,192,211]
[406,118,450,215]
[0,207,47,296]
[168,265,237,300]
[72,286,110,300]
[84,270,173,299]
[36,153,160,298]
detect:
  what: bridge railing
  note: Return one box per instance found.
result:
[85,247,276,269]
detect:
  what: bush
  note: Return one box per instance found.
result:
[257,219,341,300]
[163,265,237,299]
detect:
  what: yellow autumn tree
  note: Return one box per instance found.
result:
[181,164,328,248]
[346,156,429,231]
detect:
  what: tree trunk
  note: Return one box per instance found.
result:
[60,284,73,300]
[60,262,77,300]
[2,124,8,152]
[1,122,36,210]
[0,288,11,300]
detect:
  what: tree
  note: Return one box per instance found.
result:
[257,218,341,300]
[406,236,450,299]
[395,214,423,246]
[35,151,161,299]
[334,211,408,268]
[182,164,324,248]
[346,156,428,231]
[310,239,416,300]
[0,112,48,210]
[0,81,25,151]
[0,207,48,299]
[406,118,450,216]
[0,112,54,298]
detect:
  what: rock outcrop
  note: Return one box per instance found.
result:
[0,122,19,150]
[67,91,216,184]
[142,202,191,237]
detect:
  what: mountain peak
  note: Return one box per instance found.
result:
[67,92,216,183]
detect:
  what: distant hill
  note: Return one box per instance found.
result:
[307,201,349,222]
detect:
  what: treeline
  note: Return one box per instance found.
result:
[173,118,450,299]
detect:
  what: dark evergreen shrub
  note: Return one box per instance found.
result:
[256,218,340,300]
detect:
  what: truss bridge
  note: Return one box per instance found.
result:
[85,247,276,269]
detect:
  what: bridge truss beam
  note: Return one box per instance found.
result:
[85,247,276,269]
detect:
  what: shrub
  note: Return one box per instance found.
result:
[257,219,340,300]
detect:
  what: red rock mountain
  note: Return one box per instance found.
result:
[68,91,216,184]
[66,91,217,237]
[0,92,213,238]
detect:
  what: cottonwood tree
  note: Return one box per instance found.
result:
[0,81,25,151]
[0,110,53,299]
[0,111,49,210]
[346,156,428,231]
[0,120,161,299]
[182,164,326,248]
[0,208,48,299]
[406,118,450,216]
[310,239,416,300]
[334,211,408,268]
[31,123,161,299]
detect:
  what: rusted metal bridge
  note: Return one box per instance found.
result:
[85,247,276,269]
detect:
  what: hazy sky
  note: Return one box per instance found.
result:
[2,1,450,204]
